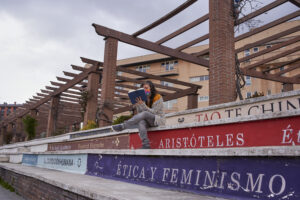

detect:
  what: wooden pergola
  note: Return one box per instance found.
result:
[0,0,299,144]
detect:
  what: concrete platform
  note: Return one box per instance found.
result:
[0,163,229,200]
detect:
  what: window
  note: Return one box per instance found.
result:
[136,65,150,72]
[6,109,11,116]
[253,47,259,53]
[117,71,122,76]
[267,90,271,95]
[161,81,173,87]
[244,49,251,62]
[198,96,209,102]
[245,76,251,85]
[244,49,250,57]
[246,92,252,98]
[190,75,209,82]
[134,83,141,88]
[161,60,178,71]
[164,99,177,109]
[266,45,272,49]
[115,86,123,95]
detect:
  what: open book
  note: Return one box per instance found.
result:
[128,88,147,104]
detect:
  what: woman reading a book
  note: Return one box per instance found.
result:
[112,81,165,149]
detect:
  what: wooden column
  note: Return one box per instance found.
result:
[209,0,236,105]
[0,126,6,146]
[16,117,23,142]
[46,95,60,137]
[187,94,198,109]
[30,109,37,118]
[84,72,100,126]
[28,109,38,140]
[282,83,293,92]
[99,37,118,127]
[7,123,13,144]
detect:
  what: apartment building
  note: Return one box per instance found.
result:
[0,102,22,121]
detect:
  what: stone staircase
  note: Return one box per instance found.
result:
[0,91,299,200]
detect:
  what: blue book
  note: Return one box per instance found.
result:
[128,88,147,104]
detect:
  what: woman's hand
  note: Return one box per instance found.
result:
[135,97,144,105]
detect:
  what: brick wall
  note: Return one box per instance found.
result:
[0,168,92,200]
[209,0,236,105]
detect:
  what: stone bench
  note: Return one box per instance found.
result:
[19,147,300,200]
[0,162,227,200]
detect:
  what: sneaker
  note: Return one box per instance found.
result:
[140,143,151,149]
[112,124,124,132]
[140,145,151,149]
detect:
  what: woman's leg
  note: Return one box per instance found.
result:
[125,111,155,148]
[137,119,150,148]
[123,111,155,129]
[112,112,155,147]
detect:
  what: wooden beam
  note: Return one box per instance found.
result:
[56,77,87,86]
[236,0,288,25]
[60,97,79,103]
[235,26,300,53]
[37,93,48,97]
[33,95,43,99]
[194,10,300,57]
[51,81,84,91]
[239,36,300,63]
[115,83,139,90]
[63,71,79,77]
[63,90,82,96]
[40,89,52,94]
[132,0,197,37]
[274,61,300,76]
[176,34,209,51]
[289,0,300,7]
[81,57,201,89]
[2,65,98,126]
[71,64,85,71]
[113,87,198,114]
[116,75,183,92]
[116,83,171,96]
[92,24,209,67]
[46,86,58,91]
[118,67,201,88]
[236,10,300,42]
[242,69,299,84]
[243,45,300,70]
[60,93,80,99]
[263,57,300,73]
[156,14,209,45]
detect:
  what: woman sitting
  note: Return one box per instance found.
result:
[112,81,165,149]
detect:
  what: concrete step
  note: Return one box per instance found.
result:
[0,163,228,200]
[21,148,300,200]
[47,110,300,151]
[0,155,9,162]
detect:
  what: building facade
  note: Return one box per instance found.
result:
[0,102,23,121]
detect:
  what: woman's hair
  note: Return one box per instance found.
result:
[141,81,157,108]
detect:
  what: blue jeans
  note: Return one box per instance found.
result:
[124,111,155,145]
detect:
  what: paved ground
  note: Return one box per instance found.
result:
[0,185,25,200]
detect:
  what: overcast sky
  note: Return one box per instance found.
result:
[0,0,298,104]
